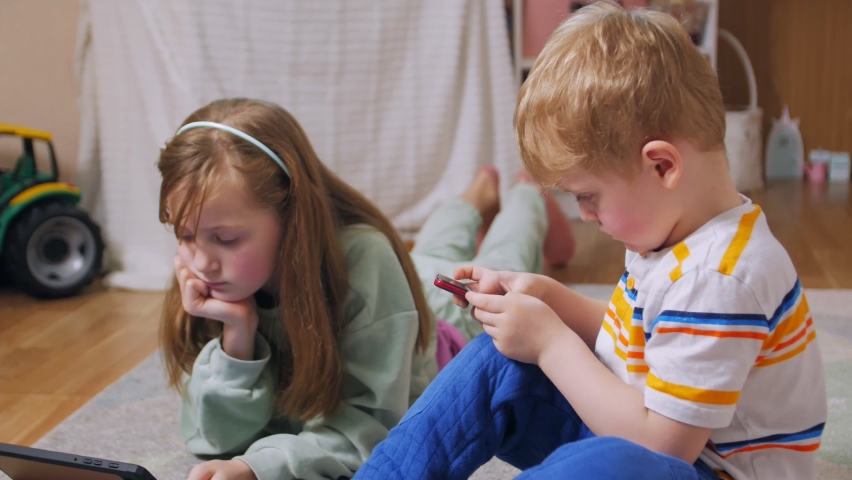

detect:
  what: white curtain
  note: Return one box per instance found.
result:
[74,0,525,290]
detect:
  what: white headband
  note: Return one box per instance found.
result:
[176,121,291,178]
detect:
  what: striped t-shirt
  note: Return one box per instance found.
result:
[594,196,827,480]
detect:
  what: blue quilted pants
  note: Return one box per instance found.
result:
[354,334,720,480]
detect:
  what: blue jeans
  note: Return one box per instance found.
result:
[354,334,720,480]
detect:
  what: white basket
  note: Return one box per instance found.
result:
[720,29,764,192]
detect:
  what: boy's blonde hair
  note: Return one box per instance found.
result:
[516,1,726,184]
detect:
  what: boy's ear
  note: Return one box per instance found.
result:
[641,140,682,189]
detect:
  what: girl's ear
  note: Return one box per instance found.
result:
[640,140,682,189]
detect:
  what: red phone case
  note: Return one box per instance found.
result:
[434,275,470,297]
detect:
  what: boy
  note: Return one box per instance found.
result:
[353,2,826,479]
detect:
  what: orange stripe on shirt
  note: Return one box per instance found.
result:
[773,317,813,352]
[601,321,627,360]
[756,331,816,367]
[605,311,629,347]
[601,318,648,367]
[628,318,646,348]
[655,327,768,340]
[718,442,821,459]
[647,373,740,405]
[758,317,814,363]
[617,331,629,347]
[761,296,810,353]
[718,205,762,275]
[606,308,617,323]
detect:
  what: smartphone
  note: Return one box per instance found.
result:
[434,274,471,297]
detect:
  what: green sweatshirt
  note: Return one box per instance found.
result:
[180,225,438,480]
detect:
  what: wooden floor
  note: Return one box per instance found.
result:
[0,284,163,445]
[1,180,850,446]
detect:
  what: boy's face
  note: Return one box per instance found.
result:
[558,166,679,253]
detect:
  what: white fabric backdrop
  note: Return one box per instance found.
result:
[74,0,529,290]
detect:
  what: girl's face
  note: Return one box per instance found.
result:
[170,177,282,302]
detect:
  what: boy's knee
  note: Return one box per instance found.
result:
[466,332,495,351]
[464,333,506,362]
[451,333,515,372]
[578,436,640,454]
[562,437,689,468]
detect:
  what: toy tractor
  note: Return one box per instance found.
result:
[0,124,104,298]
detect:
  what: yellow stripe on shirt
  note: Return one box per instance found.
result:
[609,287,634,328]
[718,206,762,275]
[610,291,647,350]
[602,309,648,372]
[601,320,627,361]
[647,373,741,405]
[761,295,810,353]
[756,331,817,368]
[669,242,691,282]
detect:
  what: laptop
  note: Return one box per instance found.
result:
[0,443,156,480]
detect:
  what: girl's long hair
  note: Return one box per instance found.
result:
[158,98,432,420]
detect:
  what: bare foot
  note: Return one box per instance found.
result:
[517,170,576,268]
[461,165,500,251]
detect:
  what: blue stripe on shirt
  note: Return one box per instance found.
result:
[713,423,825,451]
[650,310,768,334]
[768,280,802,331]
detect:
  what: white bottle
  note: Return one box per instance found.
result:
[829,152,851,182]
[765,106,804,180]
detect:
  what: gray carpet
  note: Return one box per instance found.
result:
[27,286,852,480]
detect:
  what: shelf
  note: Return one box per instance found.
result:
[697,44,715,60]
[511,0,719,85]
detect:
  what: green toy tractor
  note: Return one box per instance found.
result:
[0,124,104,298]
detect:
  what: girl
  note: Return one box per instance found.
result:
[158,98,573,480]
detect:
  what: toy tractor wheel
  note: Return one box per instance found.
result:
[2,202,104,298]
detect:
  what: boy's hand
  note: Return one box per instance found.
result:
[465,290,573,364]
[187,459,256,480]
[174,255,258,360]
[451,266,549,309]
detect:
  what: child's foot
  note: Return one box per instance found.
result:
[461,165,500,251]
[517,170,576,267]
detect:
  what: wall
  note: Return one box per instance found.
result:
[0,0,80,181]
[1,1,849,180]
[717,0,852,158]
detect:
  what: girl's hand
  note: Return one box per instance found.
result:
[465,290,573,365]
[174,256,257,326]
[450,266,549,309]
[174,256,259,360]
[187,459,257,480]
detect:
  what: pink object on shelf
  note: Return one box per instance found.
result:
[522,0,572,59]
[521,1,649,59]
[804,162,828,184]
